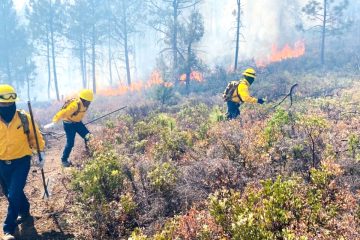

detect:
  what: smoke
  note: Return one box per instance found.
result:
[11,0,359,100]
[199,0,306,67]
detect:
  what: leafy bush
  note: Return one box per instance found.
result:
[209,165,359,240]
[130,209,224,240]
[71,151,138,239]
[72,151,126,203]
[263,108,292,149]
[348,133,360,159]
[148,162,178,192]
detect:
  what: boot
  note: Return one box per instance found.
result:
[16,212,31,224]
[61,160,72,167]
[2,233,15,240]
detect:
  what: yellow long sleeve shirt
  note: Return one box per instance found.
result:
[53,98,88,123]
[231,79,258,103]
[0,111,45,161]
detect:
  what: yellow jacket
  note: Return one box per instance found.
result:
[0,111,45,161]
[53,98,88,123]
[231,79,258,103]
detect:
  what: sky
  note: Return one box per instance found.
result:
[13,0,26,10]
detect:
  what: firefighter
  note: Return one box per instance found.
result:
[45,89,93,167]
[223,68,265,120]
[0,84,45,240]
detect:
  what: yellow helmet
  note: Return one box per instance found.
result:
[79,89,94,102]
[243,68,256,78]
[0,84,18,103]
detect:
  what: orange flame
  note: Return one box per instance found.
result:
[179,71,204,82]
[256,40,305,67]
[97,70,173,96]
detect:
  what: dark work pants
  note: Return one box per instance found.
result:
[61,121,90,162]
[226,101,240,120]
[0,156,31,234]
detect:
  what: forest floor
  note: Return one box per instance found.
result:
[0,129,97,240]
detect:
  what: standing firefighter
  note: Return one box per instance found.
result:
[0,85,45,240]
[223,68,265,120]
[45,89,93,167]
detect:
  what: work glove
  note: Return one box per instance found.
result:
[257,98,266,104]
[34,152,46,169]
[84,133,93,141]
[44,122,56,129]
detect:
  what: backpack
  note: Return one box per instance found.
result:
[223,81,242,102]
[62,98,81,117]
[17,110,31,144]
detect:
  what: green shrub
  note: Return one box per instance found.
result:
[129,229,148,240]
[72,151,125,203]
[263,108,291,149]
[153,130,193,161]
[209,106,225,123]
[153,85,175,105]
[120,193,137,215]
[209,166,356,239]
[151,113,176,131]
[348,133,360,159]
[71,151,138,239]
[148,162,177,192]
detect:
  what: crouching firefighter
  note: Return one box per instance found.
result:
[223,68,265,120]
[45,89,94,167]
[0,85,45,240]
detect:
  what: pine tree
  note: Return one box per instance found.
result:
[0,0,35,92]
[149,0,202,84]
[27,0,65,100]
[301,0,351,65]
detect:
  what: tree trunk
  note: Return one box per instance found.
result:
[321,0,327,65]
[172,0,179,84]
[84,40,88,88]
[91,25,96,93]
[46,28,52,99]
[91,0,96,93]
[5,53,12,84]
[3,15,12,84]
[113,59,122,84]
[107,7,113,86]
[80,34,87,88]
[50,28,59,100]
[124,36,131,86]
[234,0,241,71]
[185,43,191,94]
[121,0,131,86]
[50,0,60,101]
[25,58,30,100]
[108,33,113,86]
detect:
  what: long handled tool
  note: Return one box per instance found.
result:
[258,84,299,119]
[43,106,127,139]
[28,101,50,198]
[271,83,298,109]
[84,106,127,126]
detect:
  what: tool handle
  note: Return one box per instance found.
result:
[27,101,49,198]
[27,101,42,161]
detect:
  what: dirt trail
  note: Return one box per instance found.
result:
[0,133,90,240]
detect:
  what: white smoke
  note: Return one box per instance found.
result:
[11,0,359,100]
[199,0,306,67]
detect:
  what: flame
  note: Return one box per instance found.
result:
[97,70,173,96]
[179,71,204,82]
[256,40,305,67]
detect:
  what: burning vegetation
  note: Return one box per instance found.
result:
[256,40,306,67]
